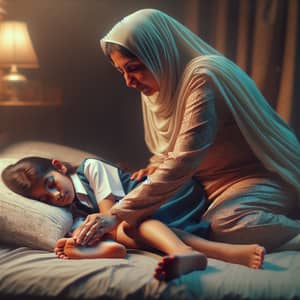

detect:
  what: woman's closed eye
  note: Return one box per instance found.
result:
[125,64,144,73]
[126,65,142,73]
[115,64,145,75]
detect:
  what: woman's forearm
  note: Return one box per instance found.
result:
[111,76,216,225]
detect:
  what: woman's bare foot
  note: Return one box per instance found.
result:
[224,244,265,269]
[154,251,207,281]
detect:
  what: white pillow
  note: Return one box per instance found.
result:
[0,158,73,251]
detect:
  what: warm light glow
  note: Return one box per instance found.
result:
[3,64,26,81]
[0,21,39,68]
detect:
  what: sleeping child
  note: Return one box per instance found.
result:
[2,156,265,281]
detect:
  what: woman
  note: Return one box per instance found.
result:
[76,9,300,255]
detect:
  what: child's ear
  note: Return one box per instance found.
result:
[51,159,67,174]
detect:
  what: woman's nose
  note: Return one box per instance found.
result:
[123,72,134,87]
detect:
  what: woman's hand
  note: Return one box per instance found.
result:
[130,165,158,181]
[74,212,119,246]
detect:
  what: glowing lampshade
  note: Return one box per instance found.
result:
[0,21,39,81]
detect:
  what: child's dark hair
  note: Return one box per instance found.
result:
[1,156,76,199]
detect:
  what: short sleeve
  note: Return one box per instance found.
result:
[83,159,125,201]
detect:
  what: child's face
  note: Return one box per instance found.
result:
[31,168,75,207]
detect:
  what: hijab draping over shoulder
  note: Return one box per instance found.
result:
[101,9,300,198]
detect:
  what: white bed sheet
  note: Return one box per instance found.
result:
[0,245,165,300]
[0,244,300,300]
[164,250,300,300]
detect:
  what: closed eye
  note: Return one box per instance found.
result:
[45,175,55,191]
[114,63,145,75]
[125,64,145,73]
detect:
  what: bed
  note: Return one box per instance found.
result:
[1,141,300,300]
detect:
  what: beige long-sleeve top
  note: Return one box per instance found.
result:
[111,74,267,225]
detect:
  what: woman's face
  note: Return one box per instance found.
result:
[110,50,159,96]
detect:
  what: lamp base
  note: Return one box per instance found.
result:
[3,65,27,82]
[1,80,26,103]
[3,72,27,82]
[0,65,27,101]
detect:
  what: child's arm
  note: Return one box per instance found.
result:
[75,159,123,245]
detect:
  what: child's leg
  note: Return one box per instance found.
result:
[116,219,207,281]
[172,228,265,269]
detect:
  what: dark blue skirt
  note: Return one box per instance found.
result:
[118,169,210,238]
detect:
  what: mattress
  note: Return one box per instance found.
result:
[0,244,300,300]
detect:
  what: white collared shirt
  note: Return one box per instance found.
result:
[70,159,126,206]
[69,159,126,231]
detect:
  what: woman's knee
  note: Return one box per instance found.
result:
[207,209,300,251]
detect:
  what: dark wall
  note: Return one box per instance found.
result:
[1,0,186,169]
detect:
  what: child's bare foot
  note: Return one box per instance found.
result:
[154,251,207,281]
[63,238,126,259]
[54,238,70,259]
[225,244,265,269]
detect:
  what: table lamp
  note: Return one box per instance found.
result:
[0,21,39,82]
